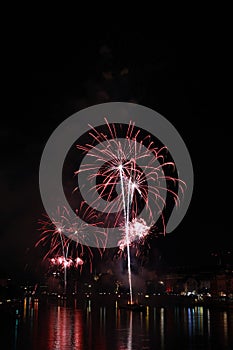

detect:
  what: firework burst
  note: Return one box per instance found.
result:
[36,204,106,293]
[75,119,186,235]
[118,217,151,253]
[74,119,186,303]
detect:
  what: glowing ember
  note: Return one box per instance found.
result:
[118,218,151,251]
[50,256,83,269]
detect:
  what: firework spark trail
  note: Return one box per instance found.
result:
[75,119,186,302]
[36,219,71,294]
[76,120,186,234]
[60,232,68,293]
[119,163,133,304]
[37,204,105,258]
[36,204,105,292]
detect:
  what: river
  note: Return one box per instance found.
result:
[1,297,233,349]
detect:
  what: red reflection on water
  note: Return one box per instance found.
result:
[34,304,84,350]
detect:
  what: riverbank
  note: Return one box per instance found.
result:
[1,293,233,318]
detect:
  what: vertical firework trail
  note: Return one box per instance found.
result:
[119,163,133,304]
[58,228,68,294]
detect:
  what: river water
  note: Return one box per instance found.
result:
[1,297,233,349]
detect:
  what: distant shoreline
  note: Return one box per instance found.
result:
[1,293,233,317]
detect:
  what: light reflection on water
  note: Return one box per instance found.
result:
[1,297,233,350]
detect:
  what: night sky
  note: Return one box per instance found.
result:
[1,29,231,281]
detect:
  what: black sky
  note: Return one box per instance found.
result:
[1,28,231,280]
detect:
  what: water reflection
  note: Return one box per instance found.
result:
[160,307,164,349]
[14,318,19,350]
[213,310,229,348]
[46,305,83,349]
[4,297,233,349]
[127,311,133,350]
[19,297,84,349]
